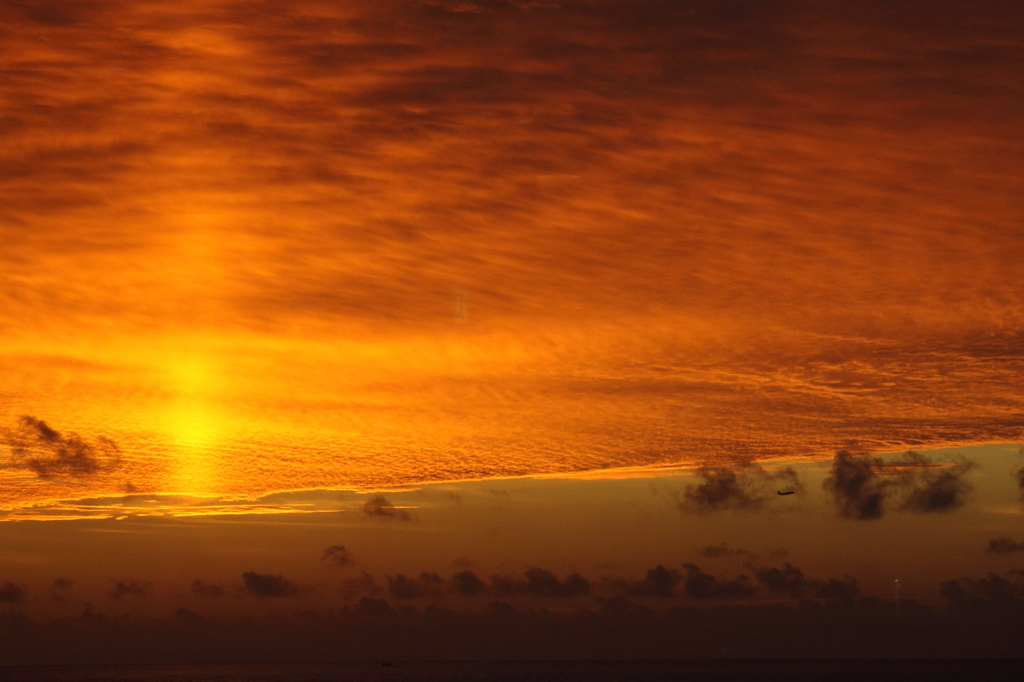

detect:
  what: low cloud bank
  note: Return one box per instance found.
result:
[3,570,1024,664]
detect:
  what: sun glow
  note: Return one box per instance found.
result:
[163,353,223,494]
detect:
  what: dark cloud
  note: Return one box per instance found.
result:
[679,464,803,513]
[2,415,120,479]
[681,564,757,600]
[898,452,975,513]
[362,495,412,521]
[339,571,382,600]
[751,562,860,600]
[823,450,976,520]
[627,565,681,598]
[452,569,486,596]
[109,580,150,600]
[386,572,445,600]
[812,575,860,601]
[597,595,651,615]
[242,572,297,598]
[0,581,27,604]
[941,571,1024,608]
[189,580,225,598]
[174,607,203,624]
[321,545,352,567]
[492,567,590,597]
[987,537,1024,553]
[50,578,73,602]
[354,597,395,617]
[823,451,889,520]
[754,563,808,598]
[700,543,755,560]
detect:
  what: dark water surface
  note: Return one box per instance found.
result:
[2,660,1022,682]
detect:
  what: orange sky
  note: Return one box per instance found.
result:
[2,0,1023,519]
[1,4,1024,654]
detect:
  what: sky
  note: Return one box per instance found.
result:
[1,0,1023,663]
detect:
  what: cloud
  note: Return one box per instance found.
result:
[987,537,1024,553]
[2,415,120,479]
[754,563,808,598]
[823,451,889,520]
[354,597,395,616]
[627,565,681,598]
[941,572,1024,607]
[109,580,150,600]
[362,495,412,521]
[679,464,803,513]
[681,564,757,600]
[190,580,225,598]
[0,582,28,604]
[492,567,590,597]
[321,545,352,567]
[242,572,297,598]
[1017,466,1024,502]
[386,572,446,600]
[898,452,975,513]
[823,450,976,520]
[340,571,382,600]
[812,576,860,601]
[700,544,756,560]
[750,563,859,600]
[175,607,203,624]
[451,569,486,596]
[50,577,73,602]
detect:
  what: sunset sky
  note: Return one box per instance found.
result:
[1,0,1023,663]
